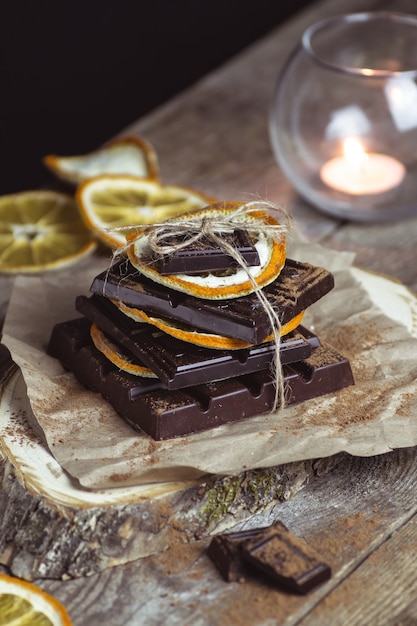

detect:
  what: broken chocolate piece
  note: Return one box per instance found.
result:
[48,318,354,440]
[208,522,331,593]
[76,295,319,389]
[90,258,335,344]
[207,528,263,582]
[241,522,331,593]
[158,229,260,274]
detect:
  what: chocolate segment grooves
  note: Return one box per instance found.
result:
[208,521,332,593]
[90,258,335,344]
[48,318,354,441]
[76,295,320,389]
[241,522,332,593]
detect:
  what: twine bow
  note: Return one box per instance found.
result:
[144,201,290,258]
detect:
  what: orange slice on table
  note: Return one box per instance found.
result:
[0,572,72,625]
[127,203,287,299]
[76,175,215,249]
[90,322,157,377]
[115,299,304,350]
[0,190,96,273]
[43,136,160,186]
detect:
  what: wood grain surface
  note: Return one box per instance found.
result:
[2,0,417,623]
[36,449,417,625]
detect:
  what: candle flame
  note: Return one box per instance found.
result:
[343,138,368,168]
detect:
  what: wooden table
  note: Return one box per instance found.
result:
[3,0,417,623]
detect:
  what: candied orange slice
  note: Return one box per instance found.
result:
[127,203,287,300]
[76,176,215,249]
[115,300,304,350]
[0,572,72,625]
[0,190,96,273]
[90,323,156,377]
[43,136,159,185]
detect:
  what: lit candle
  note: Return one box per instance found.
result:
[320,138,406,195]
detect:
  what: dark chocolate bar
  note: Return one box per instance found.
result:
[90,258,334,344]
[76,295,319,389]
[241,522,331,593]
[48,317,354,440]
[158,229,260,274]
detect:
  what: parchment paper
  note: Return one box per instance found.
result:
[3,236,417,489]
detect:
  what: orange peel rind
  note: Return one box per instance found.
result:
[0,572,72,625]
[43,135,160,185]
[90,323,157,378]
[127,202,287,300]
[114,299,304,350]
[76,175,216,249]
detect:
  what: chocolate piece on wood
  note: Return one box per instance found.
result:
[90,258,335,344]
[48,317,354,440]
[207,528,262,582]
[241,521,332,593]
[158,229,260,274]
[76,295,319,389]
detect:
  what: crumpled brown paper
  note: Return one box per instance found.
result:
[3,236,417,489]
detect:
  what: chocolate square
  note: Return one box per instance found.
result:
[90,258,335,344]
[241,522,331,593]
[158,229,260,274]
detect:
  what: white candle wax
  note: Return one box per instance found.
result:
[320,139,406,195]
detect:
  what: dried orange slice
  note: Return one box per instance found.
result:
[43,136,159,186]
[127,203,287,299]
[90,323,156,377]
[0,572,72,625]
[76,175,215,249]
[115,300,304,350]
[0,190,96,273]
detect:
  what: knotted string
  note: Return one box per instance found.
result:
[145,201,289,257]
[105,200,293,413]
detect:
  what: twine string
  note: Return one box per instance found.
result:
[105,200,292,413]
[144,202,289,257]
[201,226,286,413]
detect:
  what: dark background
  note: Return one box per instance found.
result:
[0,1,313,195]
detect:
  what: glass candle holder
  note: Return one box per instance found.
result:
[269,12,417,221]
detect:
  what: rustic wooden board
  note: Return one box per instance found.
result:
[303,512,417,625]
[0,353,345,581]
[2,0,417,621]
[35,448,417,625]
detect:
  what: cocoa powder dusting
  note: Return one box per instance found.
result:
[198,575,301,626]
[307,511,381,564]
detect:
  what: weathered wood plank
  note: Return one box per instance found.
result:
[302,512,417,625]
[0,450,344,581]
[2,0,417,621]
[322,220,417,292]
[0,354,345,581]
[36,448,417,625]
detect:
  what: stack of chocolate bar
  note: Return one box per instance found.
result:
[48,207,354,441]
